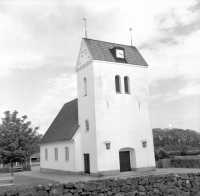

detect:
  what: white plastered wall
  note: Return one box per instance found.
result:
[73,127,82,173]
[40,140,75,172]
[92,60,155,172]
[77,61,98,174]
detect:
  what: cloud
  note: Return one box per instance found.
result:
[150,94,163,100]
[159,81,200,102]
[0,1,81,78]
[1,0,199,79]
[29,73,77,134]
[1,0,200,133]
[179,81,200,96]
[146,29,200,85]
[0,9,44,77]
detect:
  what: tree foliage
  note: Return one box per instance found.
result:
[153,128,200,152]
[0,110,42,175]
[154,148,170,161]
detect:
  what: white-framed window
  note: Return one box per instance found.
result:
[124,76,130,94]
[45,149,48,161]
[55,148,58,161]
[65,147,69,162]
[115,75,121,93]
[85,120,89,132]
[84,78,87,96]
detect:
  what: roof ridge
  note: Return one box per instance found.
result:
[64,98,77,105]
[83,38,136,48]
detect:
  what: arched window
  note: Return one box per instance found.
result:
[115,75,121,93]
[55,148,58,161]
[124,76,130,94]
[65,147,69,162]
[45,149,48,161]
[84,78,87,96]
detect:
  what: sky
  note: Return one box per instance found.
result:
[0,0,200,135]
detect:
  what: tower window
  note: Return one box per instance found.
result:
[84,78,87,96]
[124,76,130,94]
[65,147,69,162]
[55,148,58,161]
[115,75,121,93]
[85,120,89,132]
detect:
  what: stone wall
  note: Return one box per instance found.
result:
[156,158,200,168]
[1,173,200,196]
[171,158,200,168]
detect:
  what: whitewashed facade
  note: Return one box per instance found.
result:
[40,38,155,176]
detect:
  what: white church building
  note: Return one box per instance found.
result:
[40,38,156,176]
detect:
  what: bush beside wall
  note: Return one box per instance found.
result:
[1,173,200,196]
[22,164,31,171]
[156,159,171,168]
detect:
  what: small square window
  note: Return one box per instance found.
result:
[106,143,110,149]
[85,120,89,132]
[104,141,111,150]
[142,140,147,148]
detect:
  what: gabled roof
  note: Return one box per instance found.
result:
[30,152,40,158]
[40,99,79,144]
[84,38,148,66]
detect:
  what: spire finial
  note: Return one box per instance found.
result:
[129,28,132,46]
[83,18,87,38]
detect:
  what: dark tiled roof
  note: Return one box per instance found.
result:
[84,38,148,66]
[40,99,79,144]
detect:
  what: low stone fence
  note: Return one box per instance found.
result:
[0,165,31,173]
[171,158,200,168]
[1,173,200,196]
[156,158,200,168]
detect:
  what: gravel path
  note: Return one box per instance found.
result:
[13,166,200,183]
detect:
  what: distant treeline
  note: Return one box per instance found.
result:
[153,128,200,151]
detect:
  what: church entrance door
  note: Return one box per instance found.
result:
[119,151,131,172]
[84,154,90,174]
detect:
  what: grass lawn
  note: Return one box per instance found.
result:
[0,173,59,191]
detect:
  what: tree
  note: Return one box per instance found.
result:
[0,110,41,176]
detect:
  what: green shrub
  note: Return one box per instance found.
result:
[155,148,170,161]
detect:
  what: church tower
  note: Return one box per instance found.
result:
[76,38,155,176]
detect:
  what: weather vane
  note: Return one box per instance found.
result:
[83,18,87,38]
[129,28,132,46]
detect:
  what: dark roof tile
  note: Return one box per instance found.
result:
[84,38,148,66]
[40,99,79,144]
